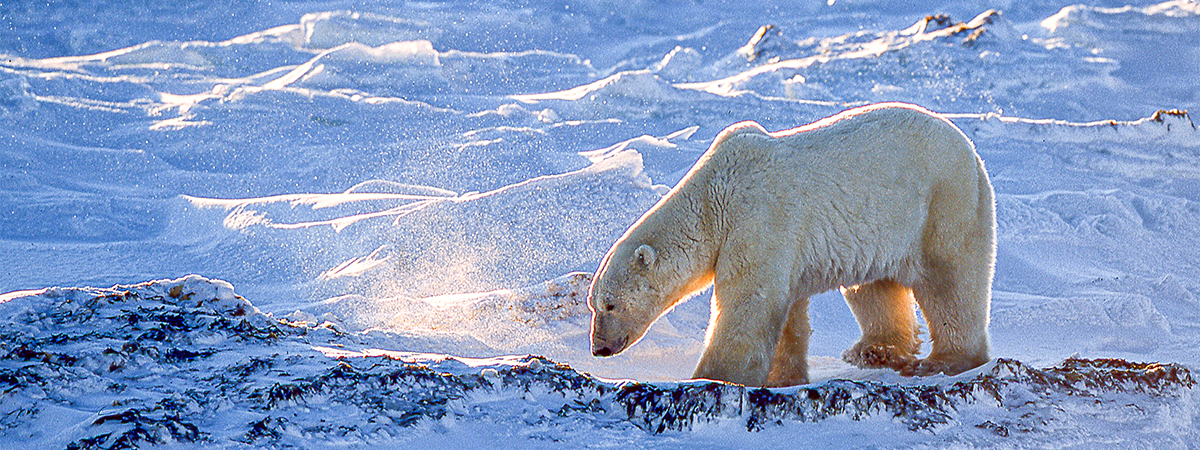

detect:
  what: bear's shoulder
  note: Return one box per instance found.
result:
[715,121,769,143]
[708,121,772,155]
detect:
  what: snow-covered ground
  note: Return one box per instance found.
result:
[1,0,1198,447]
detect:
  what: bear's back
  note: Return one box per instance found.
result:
[703,103,986,289]
[770,103,975,170]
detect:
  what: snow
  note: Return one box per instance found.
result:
[2,0,1199,447]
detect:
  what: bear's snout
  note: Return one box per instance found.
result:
[591,336,627,358]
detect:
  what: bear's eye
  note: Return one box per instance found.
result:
[633,244,657,268]
[604,304,615,312]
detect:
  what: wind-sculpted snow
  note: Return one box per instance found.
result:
[944,108,1200,370]
[0,277,1194,449]
[178,149,662,301]
[4,2,1197,299]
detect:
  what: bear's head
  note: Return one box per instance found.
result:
[589,242,665,357]
[589,231,714,358]
[588,153,720,358]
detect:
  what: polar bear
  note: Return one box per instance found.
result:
[588,102,995,387]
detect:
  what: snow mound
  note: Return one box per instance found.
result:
[296,11,441,50]
[0,276,291,448]
[512,70,719,120]
[0,278,1195,448]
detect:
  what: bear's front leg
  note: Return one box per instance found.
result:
[692,276,790,387]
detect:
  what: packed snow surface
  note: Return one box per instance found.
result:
[2,0,1199,448]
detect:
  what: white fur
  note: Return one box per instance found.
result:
[588,102,996,387]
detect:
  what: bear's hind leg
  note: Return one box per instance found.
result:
[905,169,995,377]
[766,297,811,387]
[907,262,991,377]
[841,279,921,371]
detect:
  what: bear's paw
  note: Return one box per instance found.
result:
[842,341,918,371]
[900,353,990,377]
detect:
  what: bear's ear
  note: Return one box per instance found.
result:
[634,244,657,268]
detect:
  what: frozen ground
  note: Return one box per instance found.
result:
[1,0,1198,447]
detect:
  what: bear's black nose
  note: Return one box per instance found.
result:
[594,347,613,357]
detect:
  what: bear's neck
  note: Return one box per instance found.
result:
[648,160,722,267]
